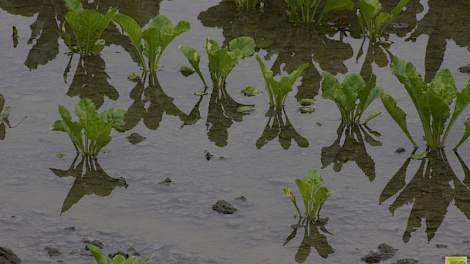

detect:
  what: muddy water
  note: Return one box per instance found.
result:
[1,0,470,263]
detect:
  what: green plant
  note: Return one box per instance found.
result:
[283,170,331,222]
[51,99,127,157]
[321,72,381,126]
[234,0,260,9]
[179,37,256,89]
[88,245,145,264]
[285,0,354,25]
[381,57,470,150]
[358,0,410,41]
[256,55,308,108]
[114,14,190,73]
[64,0,118,56]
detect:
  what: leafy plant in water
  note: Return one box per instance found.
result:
[179,37,256,89]
[381,57,470,150]
[51,99,127,157]
[88,245,146,264]
[64,0,118,56]
[283,170,331,222]
[114,14,190,73]
[321,72,381,126]
[357,0,410,41]
[285,0,354,25]
[256,55,309,108]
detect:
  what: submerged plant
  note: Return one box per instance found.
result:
[88,245,147,264]
[64,0,118,56]
[256,55,309,108]
[285,0,354,25]
[358,0,410,41]
[51,99,127,157]
[283,170,331,222]
[179,37,255,89]
[381,57,470,150]
[114,14,190,73]
[321,73,381,126]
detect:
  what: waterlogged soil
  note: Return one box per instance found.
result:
[1,0,470,263]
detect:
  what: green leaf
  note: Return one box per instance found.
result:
[455,118,470,150]
[390,0,411,18]
[381,92,417,147]
[228,36,256,59]
[411,151,427,160]
[100,109,127,131]
[111,255,127,264]
[179,45,201,71]
[430,69,457,105]
[92,39,106,55]
[88,245,112,264]
[242,86,260,96]
[322,0,354,17]
[236,105,256,113]
[180,66,195,77]
[114,14,143,53]
[359,0,382,22]
[64,0,83,12]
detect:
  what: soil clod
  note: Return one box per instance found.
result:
[212,200,237,214]
[127,133,146,145]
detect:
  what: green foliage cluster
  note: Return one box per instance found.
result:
[114,14,190,73]
[64,0,118,56]
[321,73,381,126]
[285,0,354,24]
[88,245,145,264]
[256,55,308,108]
[179,37,256,89]
[381,57,470,150]
[358,0,411,41]
[283,170,331,222]
[52,99,126,157]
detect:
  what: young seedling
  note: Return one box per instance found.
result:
[88,245,148,264]
[114,14,190,73]
[51,99,127,158]
[283,170,331,222]
[381,57,470,150]
[64,0,118,56]
[285,0,354,25]
[179,37,256,89]
[321,72,381,126]
[358,0,411,41]
[256,55,309,108]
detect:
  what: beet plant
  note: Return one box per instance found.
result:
[179,37,256,89]
[51,99,126,157]
[114,14,190,73]
[283,170,331,222]
[88,245,147,264]
[285,0,354,25]
[358,0,411,41]
[64,0,118,56]
[321,72,381,126]
[381,57,470,150]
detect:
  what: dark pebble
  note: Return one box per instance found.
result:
[212,200,237,214]
[459,64,470,74]
[44,246,61,257]
[395,147,406,154]
[159,177,172,186]
[64,226,76,231]
[127,133,146,145]
[205,151,213,161]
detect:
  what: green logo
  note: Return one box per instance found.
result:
[446,256,467,264]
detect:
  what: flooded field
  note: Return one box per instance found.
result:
[0,0,470,263]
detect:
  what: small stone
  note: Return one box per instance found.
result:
[64,226,76,231]
[205,151,213,161]
[395,147,406,154]
[82,239,103,249]
[212,200,237,214]
[109,251,128,259]
[159,177,172,186]
[45,246,62,257]
[0,247,21,264]
[435,244,448,248]
[316,122,322,127]
[234,196,247,202]
[127,133,146,145]
[393,259,418,264]
[459,64,470,74]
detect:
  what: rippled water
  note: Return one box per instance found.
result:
[0,0,470,263]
